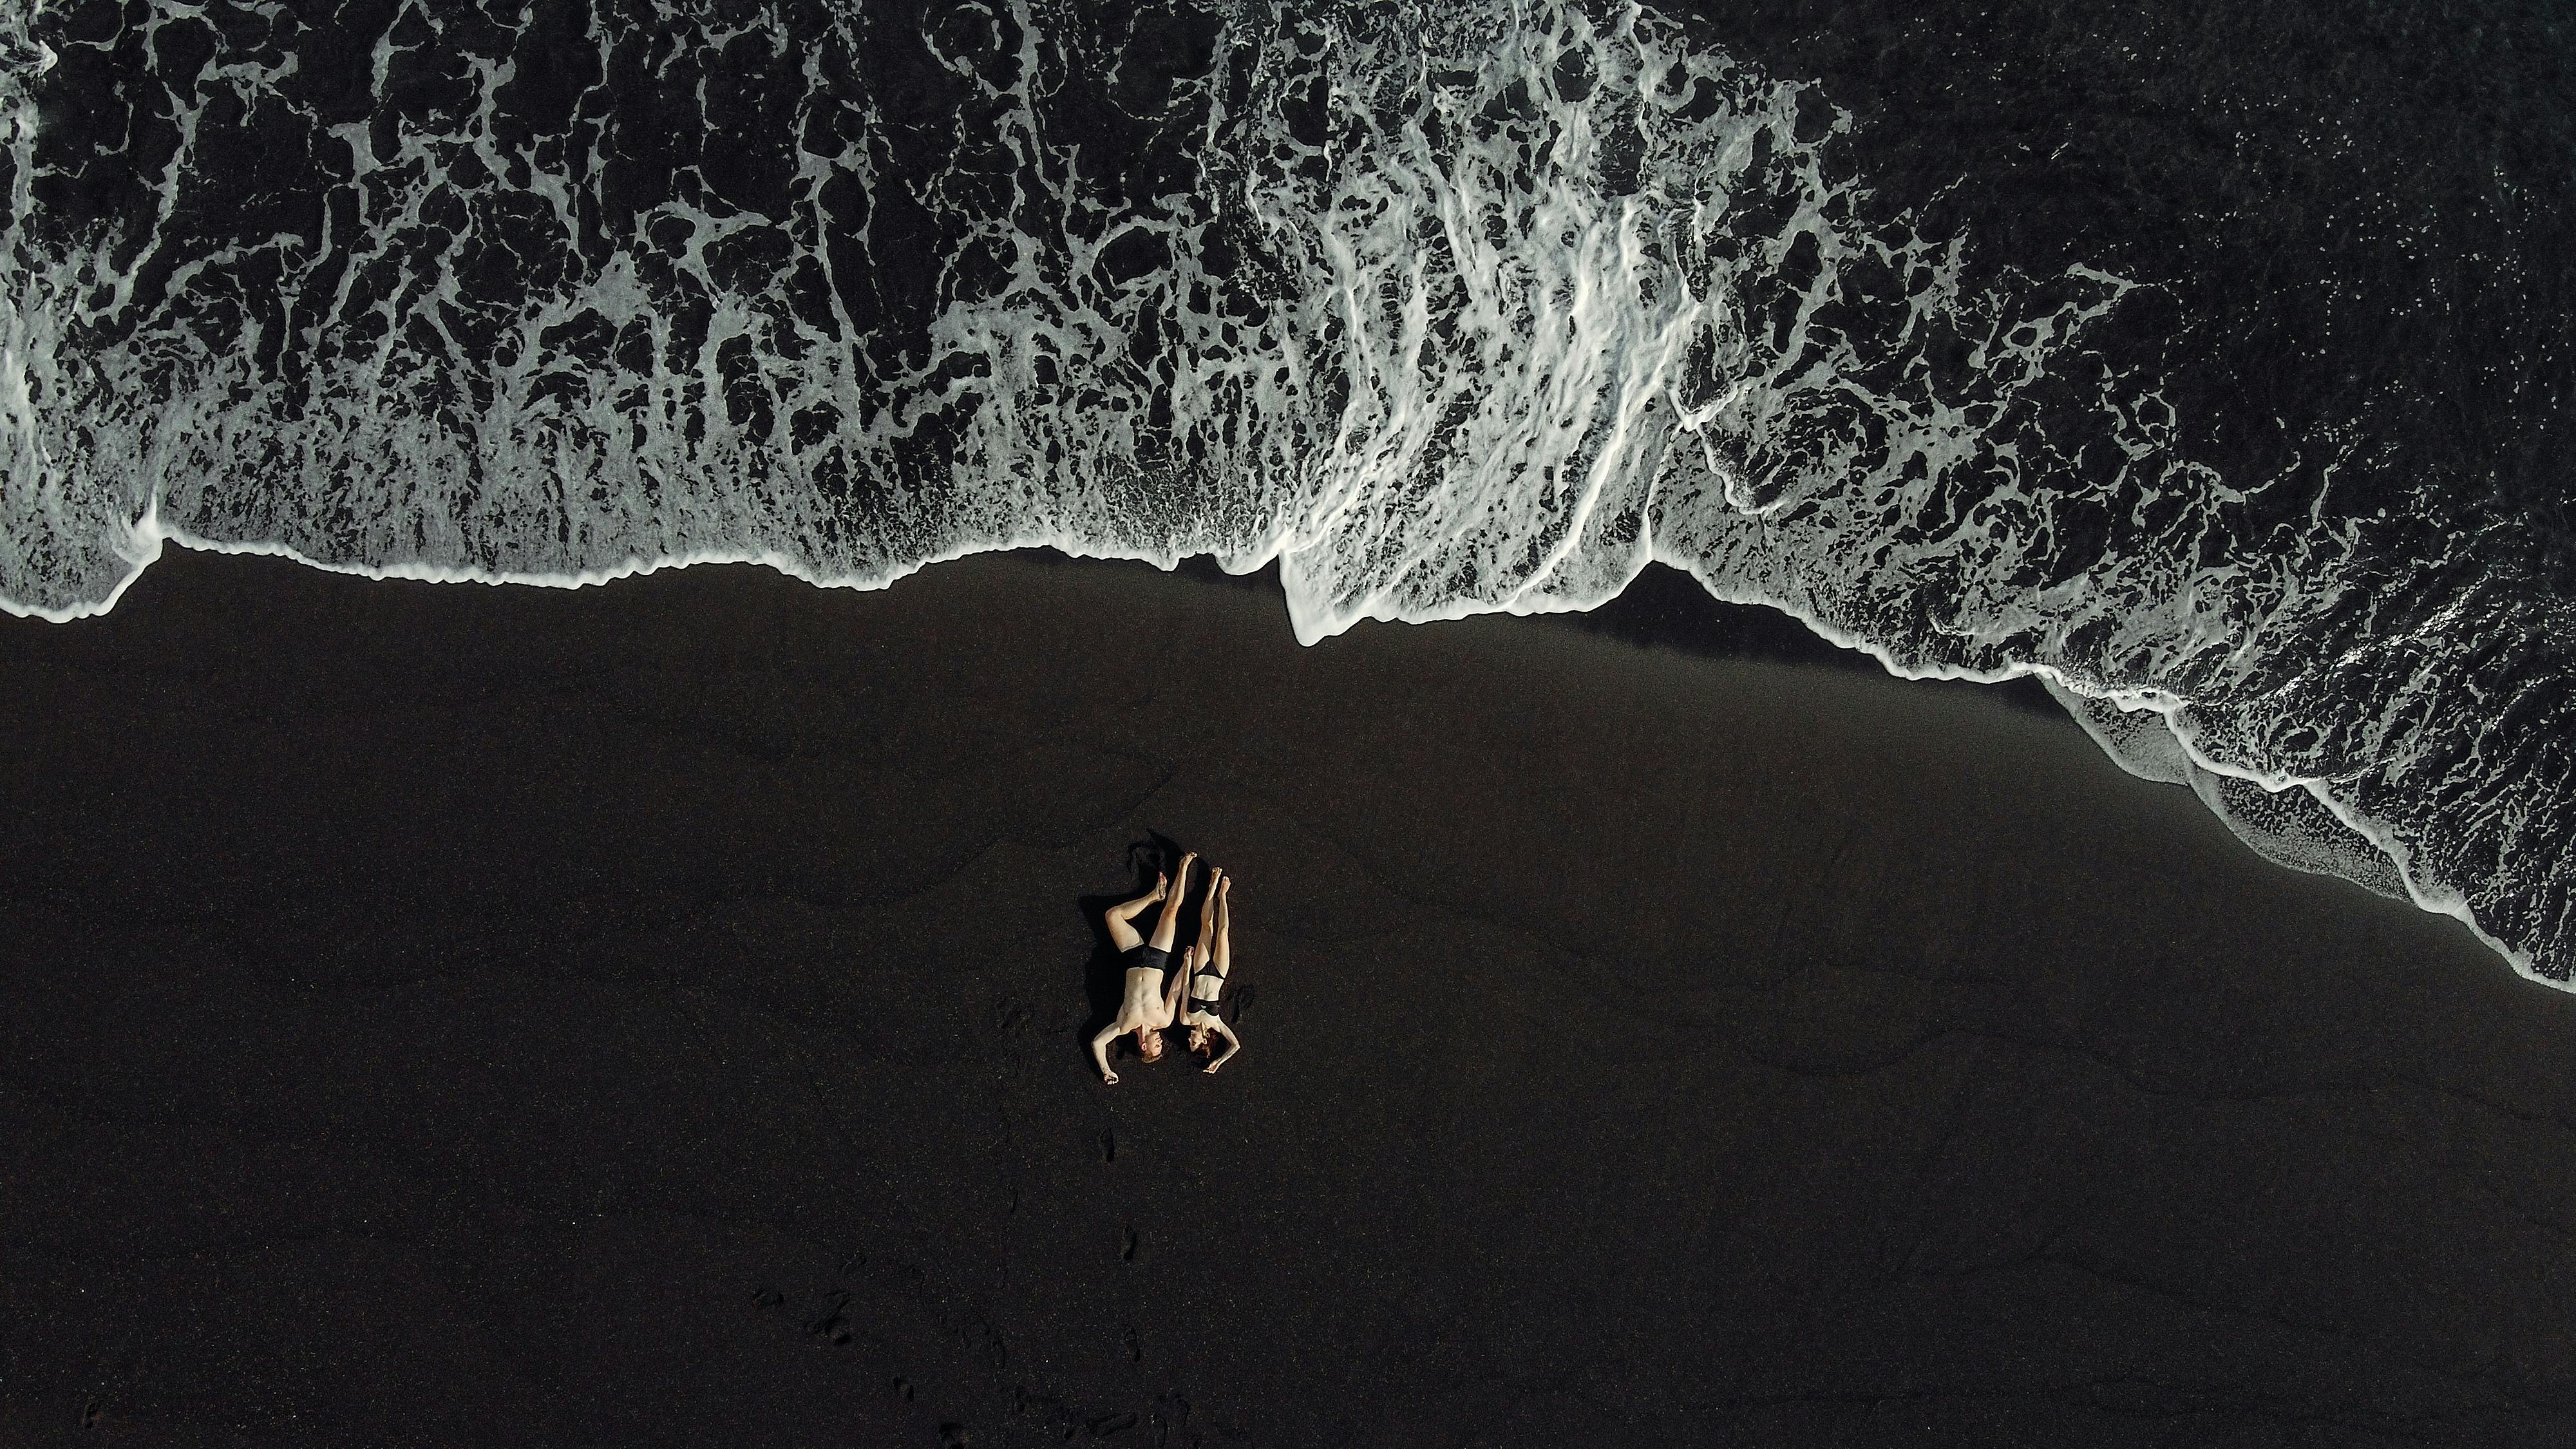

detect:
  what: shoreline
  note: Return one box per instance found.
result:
[10,533,2492,987]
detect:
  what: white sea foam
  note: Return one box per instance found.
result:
[3,0,2564,983]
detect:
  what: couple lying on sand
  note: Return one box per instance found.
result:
[1092,851,1240,1083]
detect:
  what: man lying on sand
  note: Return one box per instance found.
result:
[1179,871,1240,1074]
[1092,852,1196,1085]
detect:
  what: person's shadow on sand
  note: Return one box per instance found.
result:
[1075,835,1186,1059]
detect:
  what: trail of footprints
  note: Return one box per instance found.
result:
[753,1234,1214,1443]
[737,1082,1223,1439]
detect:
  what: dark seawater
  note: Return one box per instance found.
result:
[3,1,2570,981]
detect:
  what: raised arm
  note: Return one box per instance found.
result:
[1091,1021,1124,1085]
[1202,1019,1242,1074]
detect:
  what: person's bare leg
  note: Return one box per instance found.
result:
[1193,867,1222,970]
[1147,852,1196,952]
[1103,873,1167,954]
[1213,875,1232,978]
[1162,946,1190,1020]
[1201,878,1240,1072]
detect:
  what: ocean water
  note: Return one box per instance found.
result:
[5,1,2570,983]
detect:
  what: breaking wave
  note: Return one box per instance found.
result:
[5,0,2570,983]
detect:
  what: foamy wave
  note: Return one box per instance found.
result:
[5,0,2568,984]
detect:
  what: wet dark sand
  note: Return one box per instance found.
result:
[5,549,2573,1447]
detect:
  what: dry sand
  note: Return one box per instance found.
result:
[5,549,2571,1446]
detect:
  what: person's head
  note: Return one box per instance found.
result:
[1136,1027,1164,1063]
[1188,1025,1212,1057]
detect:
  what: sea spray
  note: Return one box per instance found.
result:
[3,0,2568,983]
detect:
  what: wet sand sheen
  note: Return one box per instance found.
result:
[3,548,2570,1446]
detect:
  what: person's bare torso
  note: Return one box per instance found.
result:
[1121,963,1175,1030]
[1182,970,1224,1022]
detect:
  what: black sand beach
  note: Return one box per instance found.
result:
[5,551,2573,1446]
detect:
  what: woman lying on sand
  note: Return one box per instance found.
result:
[1092,852,1196,1085]
[1179,871,1240,1074]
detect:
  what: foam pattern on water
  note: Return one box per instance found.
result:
[4,0,2569,981]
